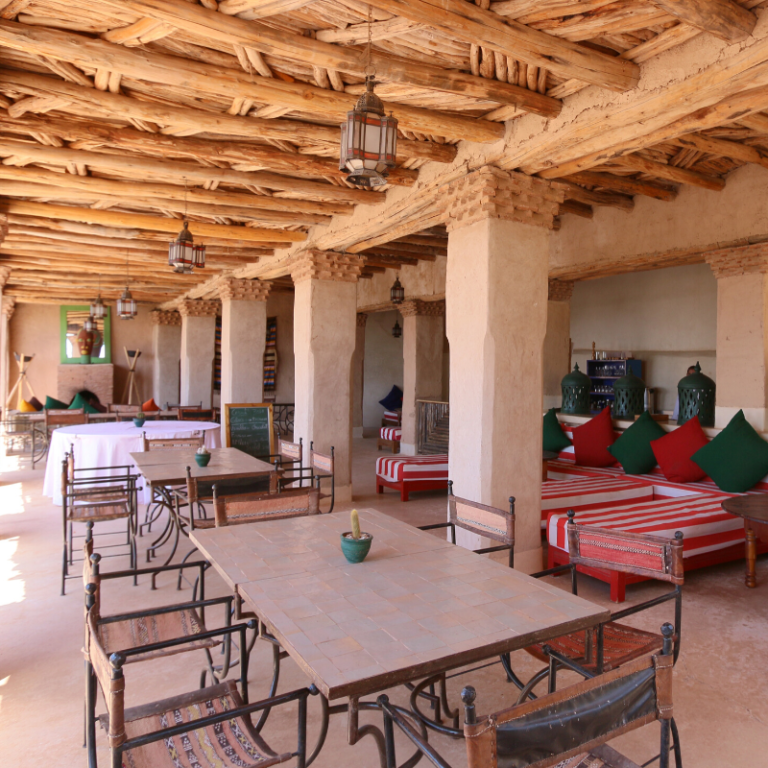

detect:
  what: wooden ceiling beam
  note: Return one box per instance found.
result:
[672,132,768,170]
[393,234,448,248]
[610,154,726,191]
[96,0,561,117]
[366,0,638,91]
[0,168,349,218]
[0,21,507,143]
[553,179,635,212]
[361,246,440,260]
[0,200,306,243]
[564,171,679,202]
[0,139,373,205]
[648,0,756,43]
[559,200,593,219]
[737,113,768,133]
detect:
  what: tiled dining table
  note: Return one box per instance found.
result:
[191,508,610,755]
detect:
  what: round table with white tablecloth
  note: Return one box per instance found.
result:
[42,420,221,505]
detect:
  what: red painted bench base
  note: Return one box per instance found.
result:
[376,476,449,502]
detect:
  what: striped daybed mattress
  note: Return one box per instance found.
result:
[380,427,402,442]
[376,454,449,501]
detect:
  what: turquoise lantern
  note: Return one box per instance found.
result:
[612,369,646,419]
[678,362,716,427]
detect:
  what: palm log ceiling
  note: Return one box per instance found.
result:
[0,0,766,304]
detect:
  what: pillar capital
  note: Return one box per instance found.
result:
[548,279,575,302]
[177,299,220,318]
[399,299,446,318]
[291,250,362,284]
[218,278,271,302]
[705,242,768,278]
[2,297,15,320]
[445,166,566,233]
[356,312,368,327]
[150,309,181,326]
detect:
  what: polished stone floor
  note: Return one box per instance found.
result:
[1,437,766,767]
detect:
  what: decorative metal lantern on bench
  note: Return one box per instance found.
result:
[561,364,591,415]
[612,369,646,419]
[677,361,716,427]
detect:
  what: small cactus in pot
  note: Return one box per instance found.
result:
[340,509,373,563]
[195,444,211,467]
[132,411,146,428]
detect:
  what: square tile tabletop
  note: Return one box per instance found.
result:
[130,447,275,488]
[194,508,610,700]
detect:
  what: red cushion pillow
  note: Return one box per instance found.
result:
[142,398,161,412]
[572,407,618,467]
[650,416,708,483]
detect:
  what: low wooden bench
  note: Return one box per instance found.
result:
[375,453,449,501]
[377,426,401,453]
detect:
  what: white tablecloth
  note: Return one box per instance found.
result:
[43,420,221,505]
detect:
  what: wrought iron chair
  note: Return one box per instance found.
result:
[264,436,306,487]
[379,624,681,768]
[40,407,88,459]
[108,403,140,421]
[418,480,515,568]
[212,485,321,527]
[502,510,684,695]
[84,584,316,768]
[178,406,216,421]
[279,442,335,512]
[61,447,139,595]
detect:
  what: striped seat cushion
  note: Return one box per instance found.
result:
[376,454,449,483]
[380,427,402,441]
[547,493,745,560]
[540,477,654,528]
[383,409,401,423]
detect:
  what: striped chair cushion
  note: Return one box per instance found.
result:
[380,427,402,441]
[383,410,401,423]
[540,477,655,528]
[547,493,744,560]
[376,454,449,483]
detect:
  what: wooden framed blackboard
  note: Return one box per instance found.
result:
[223,403,275,459]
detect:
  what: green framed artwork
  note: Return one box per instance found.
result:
[60,305,112,364]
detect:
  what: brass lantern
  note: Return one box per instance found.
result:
[168,221,205,274]
[339,76,397,188]
[390,277,405,305]
[392,320,402,339]
[117,287,137,320]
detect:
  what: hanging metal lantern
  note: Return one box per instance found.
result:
[612,369,646,419]
[90,295,106,320]
[678,362,716,427]
[339,76,397,188]
[390,277,405,305]
[392,320,402,339]
[561,364,591,415]
[117,287,137,320]
[169,221,205,274]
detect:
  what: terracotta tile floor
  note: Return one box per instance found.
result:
[1,438,767,767]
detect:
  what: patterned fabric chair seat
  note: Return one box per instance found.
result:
[380,427,402,441]
[98,607,220,663]
[70,499,132,523]
[376,454,449,501]
[100,681,291,768]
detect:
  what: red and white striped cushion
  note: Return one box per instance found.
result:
[540,477,654,528]
[547,493,744,560]
[383,410,401,424]
[376,454,449,483]
[380,427,402,441]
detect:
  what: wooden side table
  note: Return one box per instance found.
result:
[721,497,768,588]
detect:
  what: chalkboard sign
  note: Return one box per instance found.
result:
[224,403,274,459]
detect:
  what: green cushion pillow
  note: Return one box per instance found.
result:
[44,395,69,410]
[69,392,100,415]
[692,409,768,493]
[607,410,666,475]
[543,408,571,453]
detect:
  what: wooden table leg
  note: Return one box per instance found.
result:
[745,525,757,588]
[542,459,548,482]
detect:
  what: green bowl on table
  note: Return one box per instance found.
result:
[194,453,211,468]
[133,417,145,428]
[340,532,373,563]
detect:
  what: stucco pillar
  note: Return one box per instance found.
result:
[543,280,574,410]
[445,167,566,573]
[218,279,270,407]
[150,310,181,408]
[352,313,367,439]
[707,246,768,429]
[178,299,219,409]
[399,300,445,455]
[292,251,361,502]
[1,296,14,413]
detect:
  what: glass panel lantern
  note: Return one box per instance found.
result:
[90,295,106,320]
[117,287,137,320]
[392,320,402,338]
[612,370,646,419]
[339,77,398,188]
[390,277,405,305]
[169,221,205,273]
[678,362,716,427]
[561,364,591,415]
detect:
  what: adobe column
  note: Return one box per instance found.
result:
[352,313,367,439]
[543,280,574,409]
[292,251,361,502]
[1,296,15,411]
[150,310,181,409]
[399,300,445,455]
[445,167,566,573]
[178,299,219,409]
[707,245,768,429]
[218,278,270,407]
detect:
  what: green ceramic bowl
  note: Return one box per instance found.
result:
[340,532,373,564]
[133,417,145,428]
[194,453,211,467]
